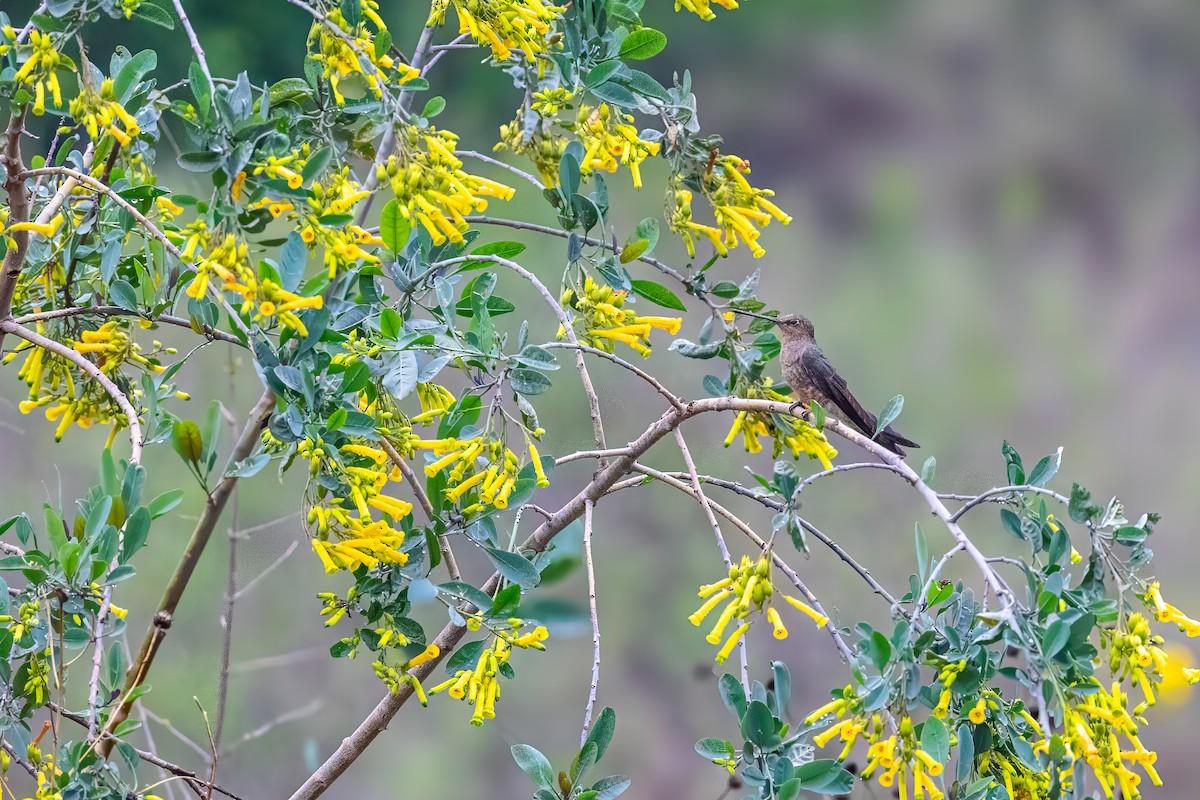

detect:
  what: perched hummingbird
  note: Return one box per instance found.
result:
[771,314,919,457]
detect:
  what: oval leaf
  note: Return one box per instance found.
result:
[619,28,668,60]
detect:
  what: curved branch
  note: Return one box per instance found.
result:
[543,342,684,410]
[171,0,216,105]
[578,498,601,746]
[13,306,245,346]
[948,485,1070,523]
[0,320,143,463]
[441,254,607,451]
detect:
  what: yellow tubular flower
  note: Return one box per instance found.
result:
[569,104,661,189]
[667,156,791,259]
[689,553,828,663]
[377,125,515,247]
[68,77,140,145]
[724,379,838,466]
[561,275,681,358]
[308,0,415,104]
[430,0,568,62]
[12,30,73,116]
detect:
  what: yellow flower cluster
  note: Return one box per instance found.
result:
[4,28,73,116]
[429,620,550,726]
[373,644,441,703]
[668,156,792,258]
[531,87,573,117]
[312,175,384,275]
[377,125,516,246]
[494,119,567,188]
[308,0,419,104]
[688,552,828,663]
[412,382,457,423]
[723,379,839,467]
[1104,611,1200,710]
[184,233,323,335]
[559,275,681,357]
[428,0,567,61]
[805,699,946,800]
[3,321,164,445]
[404,432,547,514]
[303,440,414,574]
[1146,581,1200,637]
[568,104,661,189]
[1059,681,1162,800]
[675,0,741,21]
[68,77,141,146]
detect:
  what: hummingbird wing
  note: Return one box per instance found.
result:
[799,347,877,435]
[799,347,919,455]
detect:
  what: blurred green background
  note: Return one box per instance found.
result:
[4,0,1200,797]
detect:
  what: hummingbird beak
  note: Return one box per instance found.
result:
[729,310,779,324]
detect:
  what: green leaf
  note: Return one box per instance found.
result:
[1028,448,1062,487]
[420,96,447,119]
[121,506,151,563]
[301,146,333,183]
[718,673,746,719]
[1041,619,1071,659]
[634,217,660,251]
[628,279,685,311]
[619,28,667,60]
[510,368,553,396]
[147,490,184,519]
[957,723,975,784]
[669,339,721,359]
[740,700,780,748]
[438,581,494,612]
[619,239,648,264]
[114,49,157,102]
[919,456,936,485]
[586,60,624,88]
[694,738,733,759]
[873,394,904,438]
[172,420,203,466]
[794,760,854,794]
[133,3,176,29]
[379,199,411,253]
[44,506,68,555]
[512,346,559,371]
[485,547,540,589]
[279,232,307,292]
[511,744,555,790]
[380,307,403,340]
[109,279,139,312]
[920,715,950,763]
[471,240,526,260]
[584,706,617,762]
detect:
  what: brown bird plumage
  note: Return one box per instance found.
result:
[775,314,919,457]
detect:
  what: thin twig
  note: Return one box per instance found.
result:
[543,342,684,410]
[14,306,245,346]
[578,499,601,747]
[555,448,633,466]
[948,485,1070,523]
[456,150,542,188]
[437,254,607,451]
[171,0,216,104]
[99,391,275,756]
[233,540,299,601]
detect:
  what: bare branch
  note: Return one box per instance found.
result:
[543,342,684,410]
[455,150,542,189]
[100,391,275,756]
[171,0,216,103]
[578,498,601,747]
[948,485,1070,523]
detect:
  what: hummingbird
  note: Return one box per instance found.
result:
[753,313,920,457]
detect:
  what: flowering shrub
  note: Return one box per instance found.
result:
[0,1,1192,799]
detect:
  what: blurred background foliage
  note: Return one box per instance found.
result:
[4,0,1200,797]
